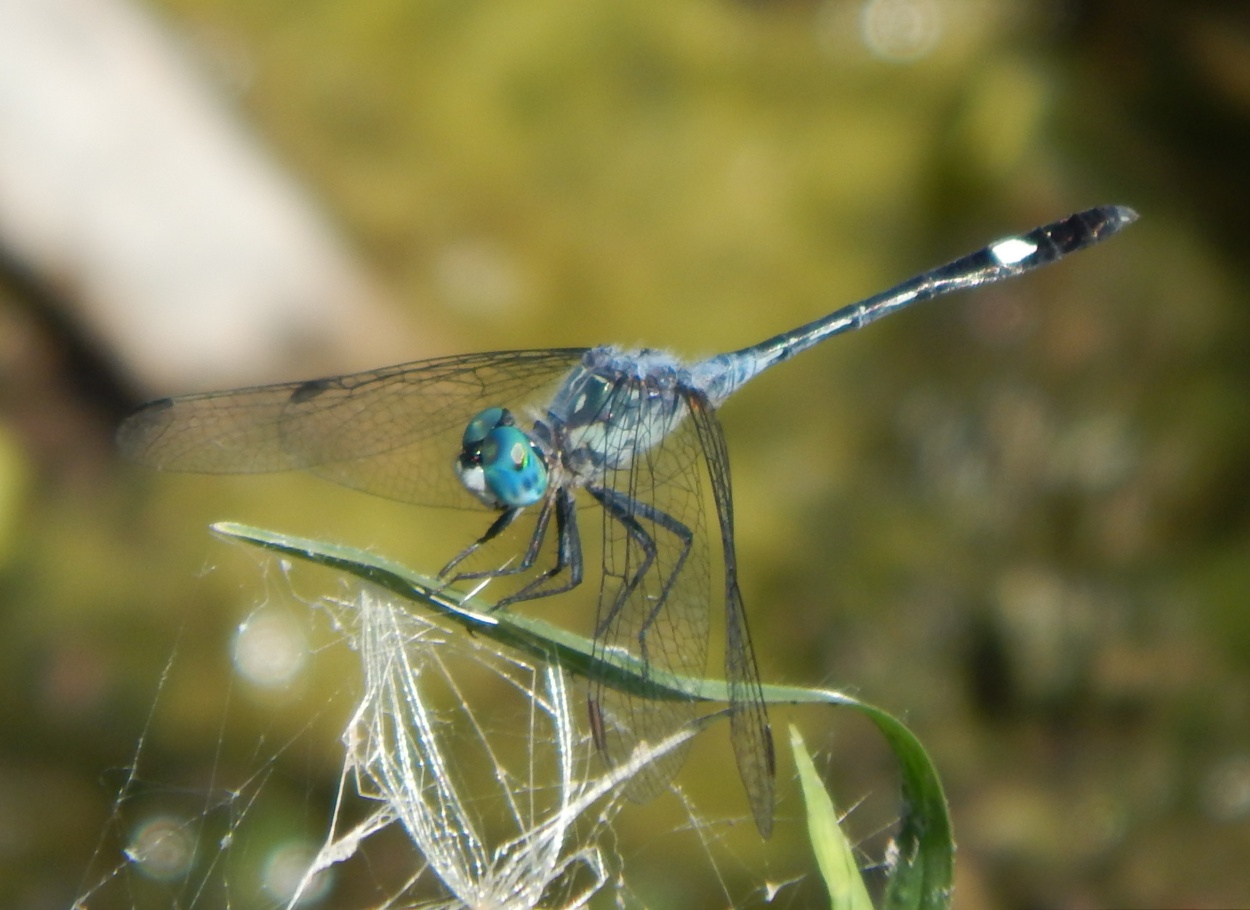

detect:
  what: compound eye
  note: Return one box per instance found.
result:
[462,407,512,451]
[478,426,547,507]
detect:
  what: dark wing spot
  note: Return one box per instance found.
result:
[290,378,332,404]
[116,397,176,456]
[136,397,175,416]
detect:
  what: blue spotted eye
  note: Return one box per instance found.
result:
[462,407,511,449]
[478,426,547,507]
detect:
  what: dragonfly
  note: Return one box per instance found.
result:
[118,205,1136,838]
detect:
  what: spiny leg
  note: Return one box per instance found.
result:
[589,486,692,666]
[497,488,584,607]
[439,493,557,591]
[585,487,658,759]
[439,488,585,607]
[588,486,657,647]
[587,487,695,665]
[438,503,532,579]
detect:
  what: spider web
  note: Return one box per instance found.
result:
[70,557,848,910]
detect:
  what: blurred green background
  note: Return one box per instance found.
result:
[3,0,1249,907]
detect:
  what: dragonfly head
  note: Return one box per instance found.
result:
[456,408,548,509]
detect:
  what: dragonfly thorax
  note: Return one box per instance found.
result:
[455,407,549,509]
[546,347,694,478]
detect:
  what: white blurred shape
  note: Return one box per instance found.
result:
[263,840,334,905]
[434,238,526,316]
[1203,755,1250,822]
[125,814,195,882]
[860,0,943,62]
[0,0,415,393]
[233,609,308,689]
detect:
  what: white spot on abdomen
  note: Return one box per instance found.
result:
[990,237,1037,266]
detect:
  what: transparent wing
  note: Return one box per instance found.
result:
[117,348,587,507]
[583,386,710,804]
[688,392,775,838]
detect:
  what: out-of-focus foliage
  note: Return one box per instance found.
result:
[3,1,1249,908]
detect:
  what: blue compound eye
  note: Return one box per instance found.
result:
[462,407,511,450]
[478,425,547,507]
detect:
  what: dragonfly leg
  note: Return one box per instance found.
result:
[441,489,585,607]
[589,487,692,668]
[620,496,694,653]
[437,505,526,579]
[443,496,555,589]
[588,487,655,647]
[497,488,584,607]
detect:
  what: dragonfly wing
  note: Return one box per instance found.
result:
[688,392,775,838]
[585,388,710,804]
[117,348,587,507]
